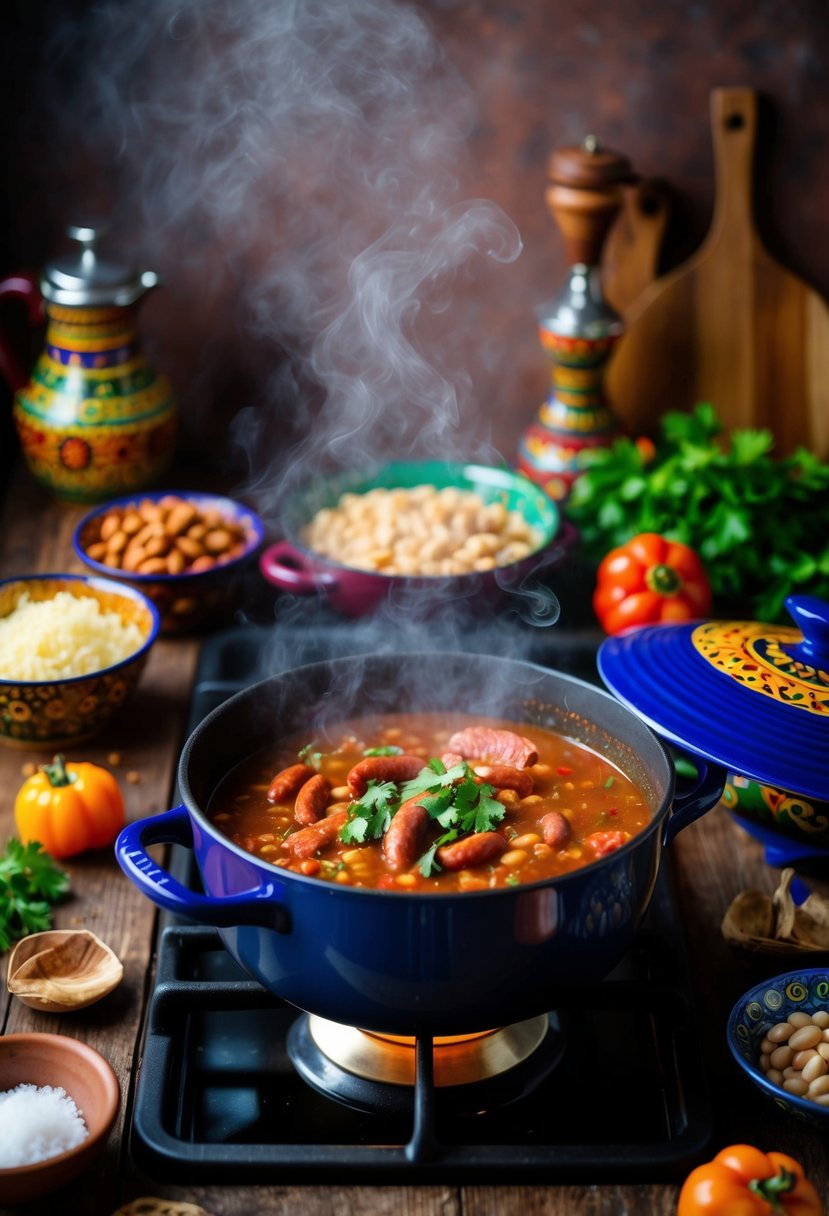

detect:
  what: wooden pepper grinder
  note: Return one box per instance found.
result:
[518,136,633,501]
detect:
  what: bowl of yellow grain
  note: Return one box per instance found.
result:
[0,573,159,748]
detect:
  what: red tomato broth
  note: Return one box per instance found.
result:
[206,712,651,892]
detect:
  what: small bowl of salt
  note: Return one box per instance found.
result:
[0,1032,120,1203]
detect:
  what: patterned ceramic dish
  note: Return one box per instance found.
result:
[0,573,159,749]
[598,595,829,853]
[727,968,829,1130]
[73,489,265,634]
[0,1032,120,1203]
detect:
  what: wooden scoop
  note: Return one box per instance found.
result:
[606,86,829,457]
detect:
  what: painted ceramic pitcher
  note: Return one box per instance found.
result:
[0,225,177,502]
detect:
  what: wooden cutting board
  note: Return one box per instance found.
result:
[601,177,671,319]
[605,87,829,457]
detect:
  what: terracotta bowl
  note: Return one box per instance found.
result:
[727,968,829,1130]
[0,573,159,749]
[0,1032,120,1203]
[73,489,265,634]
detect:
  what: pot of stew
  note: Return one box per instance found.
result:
[116,652,725,1035]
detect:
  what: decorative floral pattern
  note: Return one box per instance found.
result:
[12,301,176,502]
[692,620,829,715]
[723,773,829,844]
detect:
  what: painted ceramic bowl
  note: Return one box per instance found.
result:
[259,460,572,618]
[0,1032,120,1203]
[727,968,829,1130]
[73,490,265,634]
[0,573,159,748]
[598,595,829,860]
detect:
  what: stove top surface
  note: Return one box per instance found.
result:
[130,619,714,1183]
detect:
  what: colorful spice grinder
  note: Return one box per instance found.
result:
[597,594,829,867]
[0,225,177,502]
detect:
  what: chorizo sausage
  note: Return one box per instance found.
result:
[472,765,534,798]
[439,751,465,770]
[267,762,316,803]
[347,754,426,798]
[383,796,430,872]
[436,831,505,871]
[539,811,570,848]
[284,808,348,859]
[447,727,538,769]
[294,773,331,825]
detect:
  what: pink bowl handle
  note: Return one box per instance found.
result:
[259,540,338,595]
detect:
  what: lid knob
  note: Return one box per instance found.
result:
[782,595,829,667]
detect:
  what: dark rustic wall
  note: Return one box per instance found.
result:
[2,0,827,488]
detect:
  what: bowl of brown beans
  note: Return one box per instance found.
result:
[727,967,829,1128]
[72,490,265,634]
[259,460,571,617]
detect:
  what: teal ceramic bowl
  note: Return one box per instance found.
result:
[259,460,571,617]
[727,968,829,1129]
[0,573,159,749]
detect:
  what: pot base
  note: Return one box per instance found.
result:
[287,1011,565,1117]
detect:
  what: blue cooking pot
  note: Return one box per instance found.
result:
[116,652,725,1035]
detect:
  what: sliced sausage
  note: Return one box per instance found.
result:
[447,727,538,769]
[383,796,430,872]
[472,765,534,798]
[539,811,570,848]
[436,831,505,871]
[294,773,331,825]
[440,751,465,770]
[267,762,316,803]
[284,808,348,859]
[347,754,426,798]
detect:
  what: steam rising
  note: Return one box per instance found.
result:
[37,0,563,638]
[39,0,522,494]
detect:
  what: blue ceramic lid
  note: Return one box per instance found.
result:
[597,595,829,802]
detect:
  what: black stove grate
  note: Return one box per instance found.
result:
[130,619,714,1183]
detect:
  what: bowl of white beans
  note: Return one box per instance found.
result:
[727,968,829,1128]
[259,460,572,617]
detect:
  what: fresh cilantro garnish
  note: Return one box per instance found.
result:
[341,779,399,844]
[603,776,615,788]
[400,762,506,876]
[297,742,323,771]
[0,839,69,952]
[362,745,403,757]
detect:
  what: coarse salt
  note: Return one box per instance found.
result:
[0,1083,88,1168]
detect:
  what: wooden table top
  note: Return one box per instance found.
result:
[1,463,827,1216]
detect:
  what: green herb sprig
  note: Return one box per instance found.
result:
[565,402,829,621]
[339,759,506,878]
[0,838,70,952]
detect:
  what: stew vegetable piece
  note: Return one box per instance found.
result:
[207,713,651,892]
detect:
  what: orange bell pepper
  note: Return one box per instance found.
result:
[593,531,712,635]
[14,754,125,859]
[677,1144,825,1215]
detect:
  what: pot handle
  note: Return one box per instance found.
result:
[0,271,45,393]
[115,805,290,932]
[662,753,728,846]
[259,540,338,595]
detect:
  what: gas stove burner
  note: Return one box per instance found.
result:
[288,1011,566,1117]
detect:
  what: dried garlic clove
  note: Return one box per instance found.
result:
[772,867,799,941]
[7,928,124,1012]
[721,887,775,946]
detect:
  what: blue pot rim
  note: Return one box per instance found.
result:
[597,594,829,803]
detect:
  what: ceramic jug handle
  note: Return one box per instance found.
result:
[663,753,728,845]
[0,272,45,392]
[115,805,291,932]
